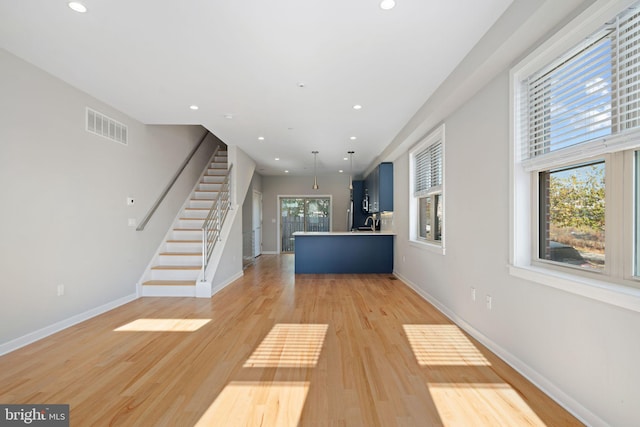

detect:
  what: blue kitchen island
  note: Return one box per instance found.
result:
[293,231,394,274]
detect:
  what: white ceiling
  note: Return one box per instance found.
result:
[0,0,513,177]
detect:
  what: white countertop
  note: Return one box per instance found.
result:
[293,231,396,236]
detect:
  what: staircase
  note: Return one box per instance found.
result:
[141,149,229,297]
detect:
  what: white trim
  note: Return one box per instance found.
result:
[393,271,606,427]
[521,129,640,172]
[198,270,244,298]
[212,271,244,296]
[408,240,445,255]
[509,265,640,313]
[0,293,138,356]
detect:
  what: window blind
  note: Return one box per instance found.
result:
[414,141,442,196]
[522,6,640,161]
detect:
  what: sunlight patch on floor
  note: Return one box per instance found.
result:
[195,381,310,427]
[114,318,211,332]
[244,323,329,368]
[427,383,545,426]
[403,324,490,366]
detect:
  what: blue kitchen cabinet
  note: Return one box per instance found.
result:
[294,232,394,273]
[364,162,393,213]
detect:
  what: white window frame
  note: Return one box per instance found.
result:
[409,124,445,254]
[510,0,640,312]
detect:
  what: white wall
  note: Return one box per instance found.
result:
[261,174,352,252]
[0,49,215,348]
[393,55,640,427]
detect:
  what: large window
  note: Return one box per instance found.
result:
[512,1,640,296]
[410,125,444,248]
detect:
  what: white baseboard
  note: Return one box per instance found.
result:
[0,293,138,356]
[212,271,244,296]
[260,251,278,255]
[393,270,605,427]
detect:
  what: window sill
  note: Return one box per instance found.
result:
[409,239,445,255]
[509,264,640,313]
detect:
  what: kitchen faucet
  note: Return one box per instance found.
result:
[365,215,376,232]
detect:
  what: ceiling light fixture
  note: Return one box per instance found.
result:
[189,105,199,110]
[285,170,289,173]
[312,151,319,190]
[348,151,355,190]
[353,104,362,110]
[380,0,396,10]
[224,114,233,119]
[275,157,280,161]
[258,136,265,141]
[350,136,357,140]
[68,2,87,13]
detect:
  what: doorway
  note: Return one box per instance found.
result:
[252,191,262,257]
[279,197,331,253]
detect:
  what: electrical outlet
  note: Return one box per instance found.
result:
[126,197,135,206]
[486,295,492,310]
[471,287,476,301]
[57,284,65,296]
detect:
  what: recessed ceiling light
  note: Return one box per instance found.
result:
[344,157,348,161]
[224,114,233,119]
[350,136,357,140]
[339,170,344,173]
[258,136,265,141]
[285,170,289,173]
[380,0,396,10]
[68,2,87,13]
[275,157,280,161]
[353,104,362,110]
[189,105,199,110]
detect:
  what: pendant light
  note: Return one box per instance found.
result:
[312,151,319,190]
[348,151,354,190]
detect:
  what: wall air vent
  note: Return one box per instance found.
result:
[86,107,128,145]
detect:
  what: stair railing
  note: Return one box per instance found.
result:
[201,163,233,280]
[137,130,210,231]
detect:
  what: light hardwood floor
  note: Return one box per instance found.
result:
[0,255,582,426]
